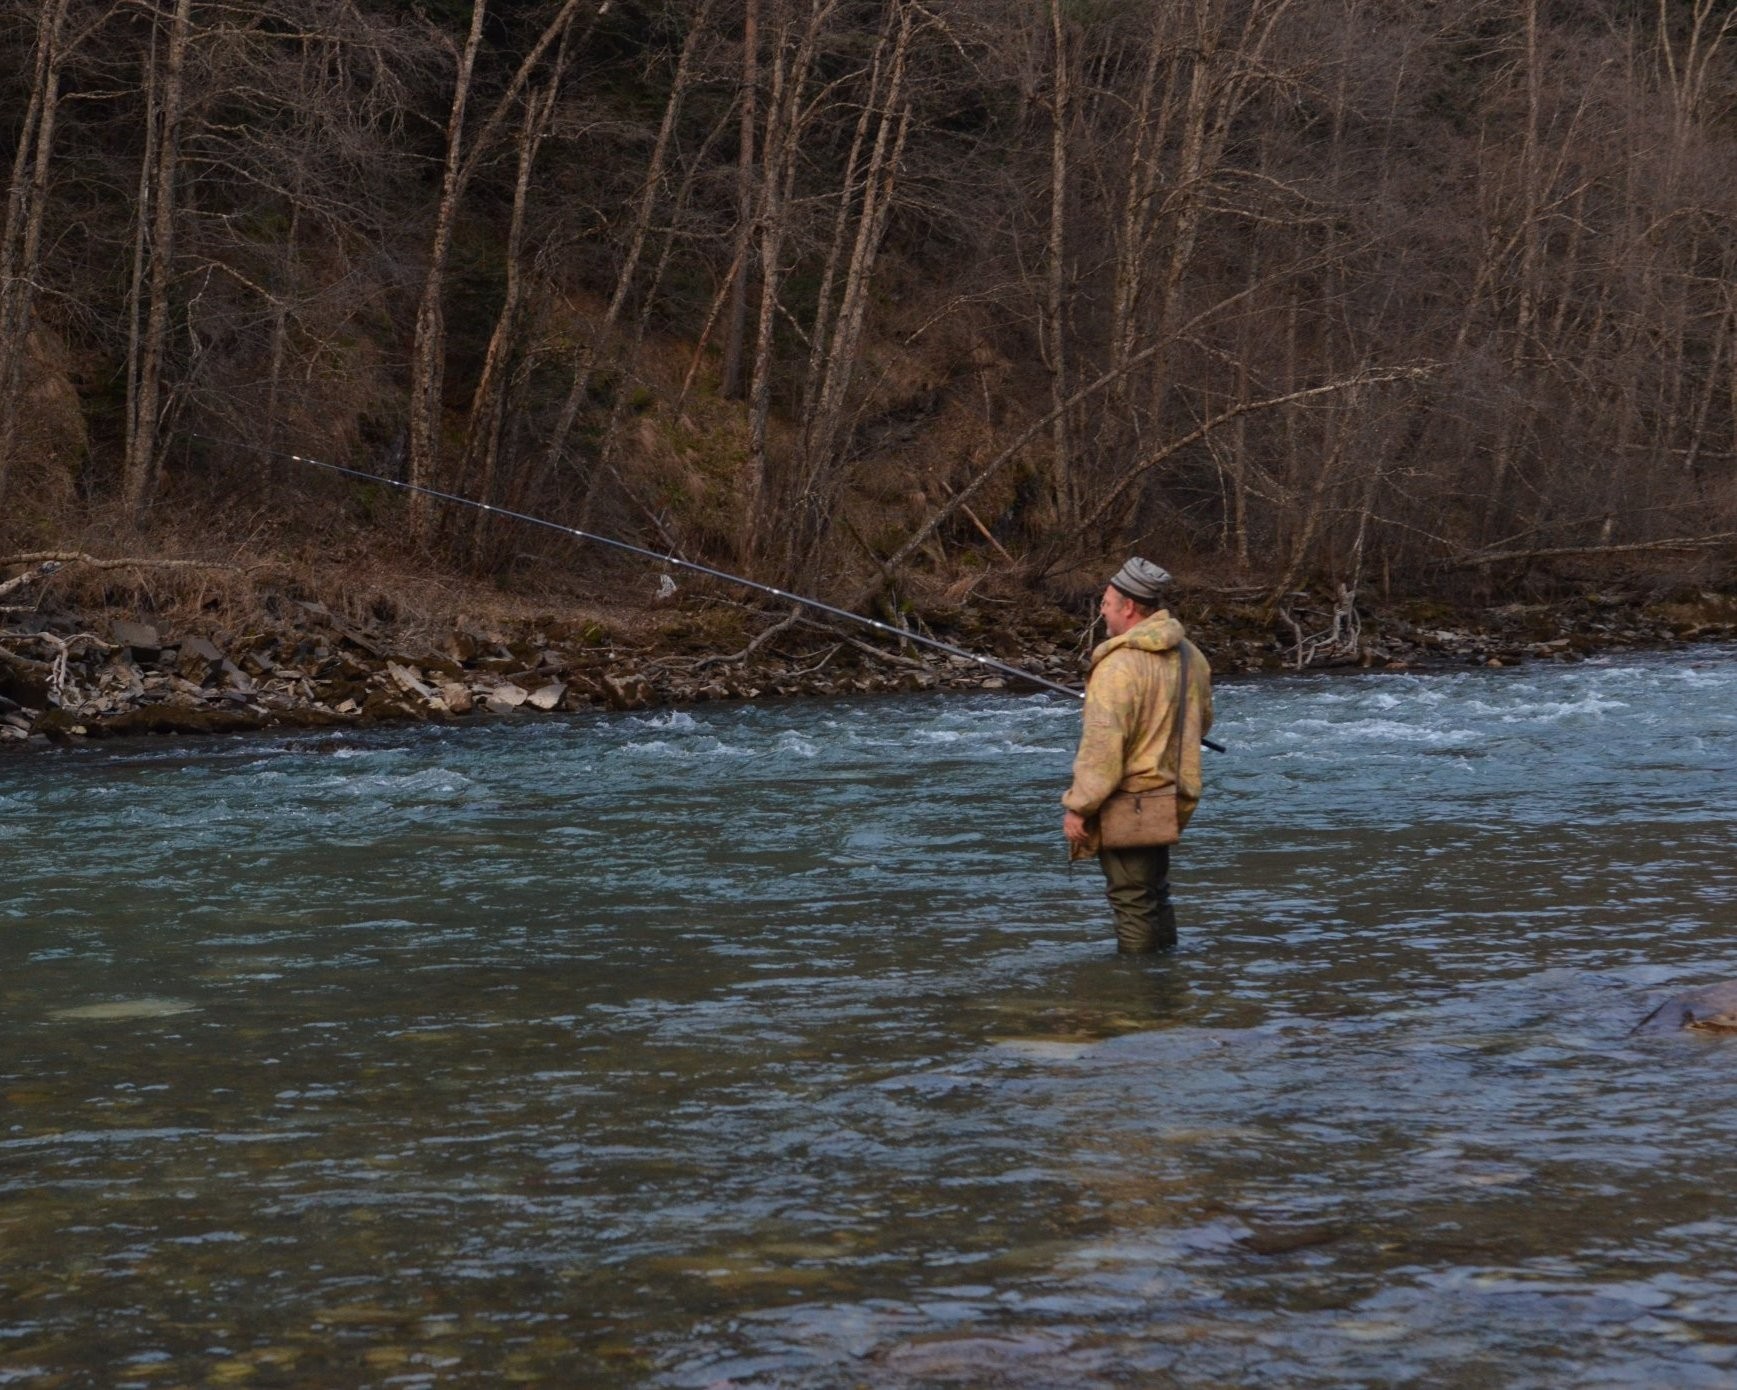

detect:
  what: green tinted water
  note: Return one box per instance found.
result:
[3,651,1736,1386]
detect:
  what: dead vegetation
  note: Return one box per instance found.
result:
[1,0,1735,658]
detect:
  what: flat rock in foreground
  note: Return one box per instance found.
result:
[1633,982,1737,1034]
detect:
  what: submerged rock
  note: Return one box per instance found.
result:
[1633,982,1737,1034]
[50,997,198,1021]
[989,1038,1097,1061]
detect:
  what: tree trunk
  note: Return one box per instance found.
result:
[535,0,713,496]
[464,80,555,561]
[743,0,835,561]
[719,0,759,399]
[404,0,488,545]
[1042,0,1074,529]
[405,0,586,543]
[1480,0,1542,538]
[0,0,72,510]
[121,0,193,522]
[263,196,300,468]
[1107,17,1175,411]
[782,2,915,577]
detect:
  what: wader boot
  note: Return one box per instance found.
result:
[1099,844,1174,954]
[1153,901,1178,951]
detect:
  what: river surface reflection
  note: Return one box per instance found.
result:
[3,648,1736,1386]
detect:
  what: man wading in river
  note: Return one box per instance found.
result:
[1062,558,1213,953]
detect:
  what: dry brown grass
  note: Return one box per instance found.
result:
[2,485,659,650]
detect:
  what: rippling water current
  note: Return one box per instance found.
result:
[4,649,1737,1387]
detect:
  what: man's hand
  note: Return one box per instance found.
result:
[1063,809,1091,848]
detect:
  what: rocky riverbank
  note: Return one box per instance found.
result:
[2,583,1735,748]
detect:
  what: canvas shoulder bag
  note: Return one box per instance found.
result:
[1094,643,1189,850]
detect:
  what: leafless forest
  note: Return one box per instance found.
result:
[3,0,1735,607]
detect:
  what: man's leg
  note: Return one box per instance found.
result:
[1098,844,1172,953]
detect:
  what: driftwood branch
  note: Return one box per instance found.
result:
[642,604,805,676]
[937,478,1016,564]
[1447,533,1737,568]
[839,634,930,671]
[788,642,842,677]
[40,632,112,695]
[0,630,113,696]
[693,603,803,671]
[0,641,49,675]
[1,554,250,701]
[1278,584,1361,670]
[0,561,59,601]
[780,614,932,672]
[1,551,251,574]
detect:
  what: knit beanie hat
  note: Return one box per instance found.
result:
[1108,557,1171,604]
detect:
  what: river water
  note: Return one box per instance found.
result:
[3,648,1736,1387]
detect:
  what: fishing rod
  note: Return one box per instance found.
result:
[191,434,1225,750]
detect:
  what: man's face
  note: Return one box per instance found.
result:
[1100,585,1141,638]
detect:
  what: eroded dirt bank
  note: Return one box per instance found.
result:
[4,580,1734,749]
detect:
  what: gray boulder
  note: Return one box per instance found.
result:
[110,620,161,657]
[1633,982,1737,1034]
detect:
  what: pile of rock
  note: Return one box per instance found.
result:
[3,582,1731,748]
[0,601,1066,746]
[1191,589,1737,675]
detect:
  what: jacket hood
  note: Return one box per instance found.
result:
[1091,609,1184,667]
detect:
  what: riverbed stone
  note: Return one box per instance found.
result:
[556,676,599,709]
[1634,982,1737,1034]
[446,627,484,662]
[110,620,161,656]
[52,704,267,737]
[6,578,1731,756]
[386,661,435,700]
[361,690,422,722]
[50,997,198,1021]
[98,659,145,696]
[614,673,658,709]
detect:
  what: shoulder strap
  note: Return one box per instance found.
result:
[1165,643,1190,780]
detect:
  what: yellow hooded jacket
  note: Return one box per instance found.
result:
[1062,610,1213,857]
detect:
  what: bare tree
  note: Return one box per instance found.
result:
[0,0,80,510]
[459,48,570,552]
[778,0,919,580]
[719,0,759,399]
[120,0,194,521]
[532,0,717,509]
[403,0,587,543]
[741,0,837,559]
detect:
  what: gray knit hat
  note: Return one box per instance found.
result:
[1108,556,1171,604]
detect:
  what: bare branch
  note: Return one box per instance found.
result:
[1068,367,1431,541]
[1447,534,1737,568]
[2,551,252,574]
[693,603,802,670]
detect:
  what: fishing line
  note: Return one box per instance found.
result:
[188,433,1225,750]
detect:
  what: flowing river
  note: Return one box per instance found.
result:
[3,647,1736,1387]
